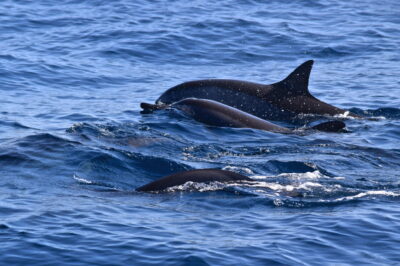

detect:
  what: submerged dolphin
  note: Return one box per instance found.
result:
[136,169,252,192]
[141,98,346,133]
[144,60,358,122]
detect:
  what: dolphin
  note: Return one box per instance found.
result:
[143,60,359,122]
[141,98,346,133]
[136,169,252,192]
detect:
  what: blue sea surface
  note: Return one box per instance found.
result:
[1,0,400,265]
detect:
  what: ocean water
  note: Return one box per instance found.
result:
[1,0,400,265]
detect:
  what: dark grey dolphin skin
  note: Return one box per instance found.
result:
[141,98,346,133]
[145,60,359,122]
[136,169,252,192]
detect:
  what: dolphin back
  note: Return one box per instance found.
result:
[136,169,252,192]
[310,120,346,132]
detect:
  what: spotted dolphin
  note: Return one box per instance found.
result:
[143,60,359,122]
[141,98,346,133]
[136,169,252,192]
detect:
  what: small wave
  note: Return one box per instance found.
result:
[222,165,254,175]
[0,120,35,129]
[328,190,400,202]
[58,113,99,122]
[19,133,80,144]
[0,152,38,166]
[308,47,351,58]
[270,190,400,208]
[267,160,333,176]
[72,174,121,192]
[73,174,93,184]
[349,107,400,119]
[67,122,176,148]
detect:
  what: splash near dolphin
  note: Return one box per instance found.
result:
[143,60,359,122]
[141,98,346,133]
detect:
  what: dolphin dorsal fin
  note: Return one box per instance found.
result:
[273,60,314,96]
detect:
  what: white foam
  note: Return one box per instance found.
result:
[165,181,226,192]
[295,113,319,119]
[250,170,336,180]
[333,176,346,180]
[73,174,93,184]
[331,190,400,202]
[222,166,254,174]
[273,199,284,206]
[277,170,324,180]
[250,175,272,180]
[366,115,386,120]
[99,128,114,137]
[334,111,351,118]
[68,122,84,132]
[243,181,324,192]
